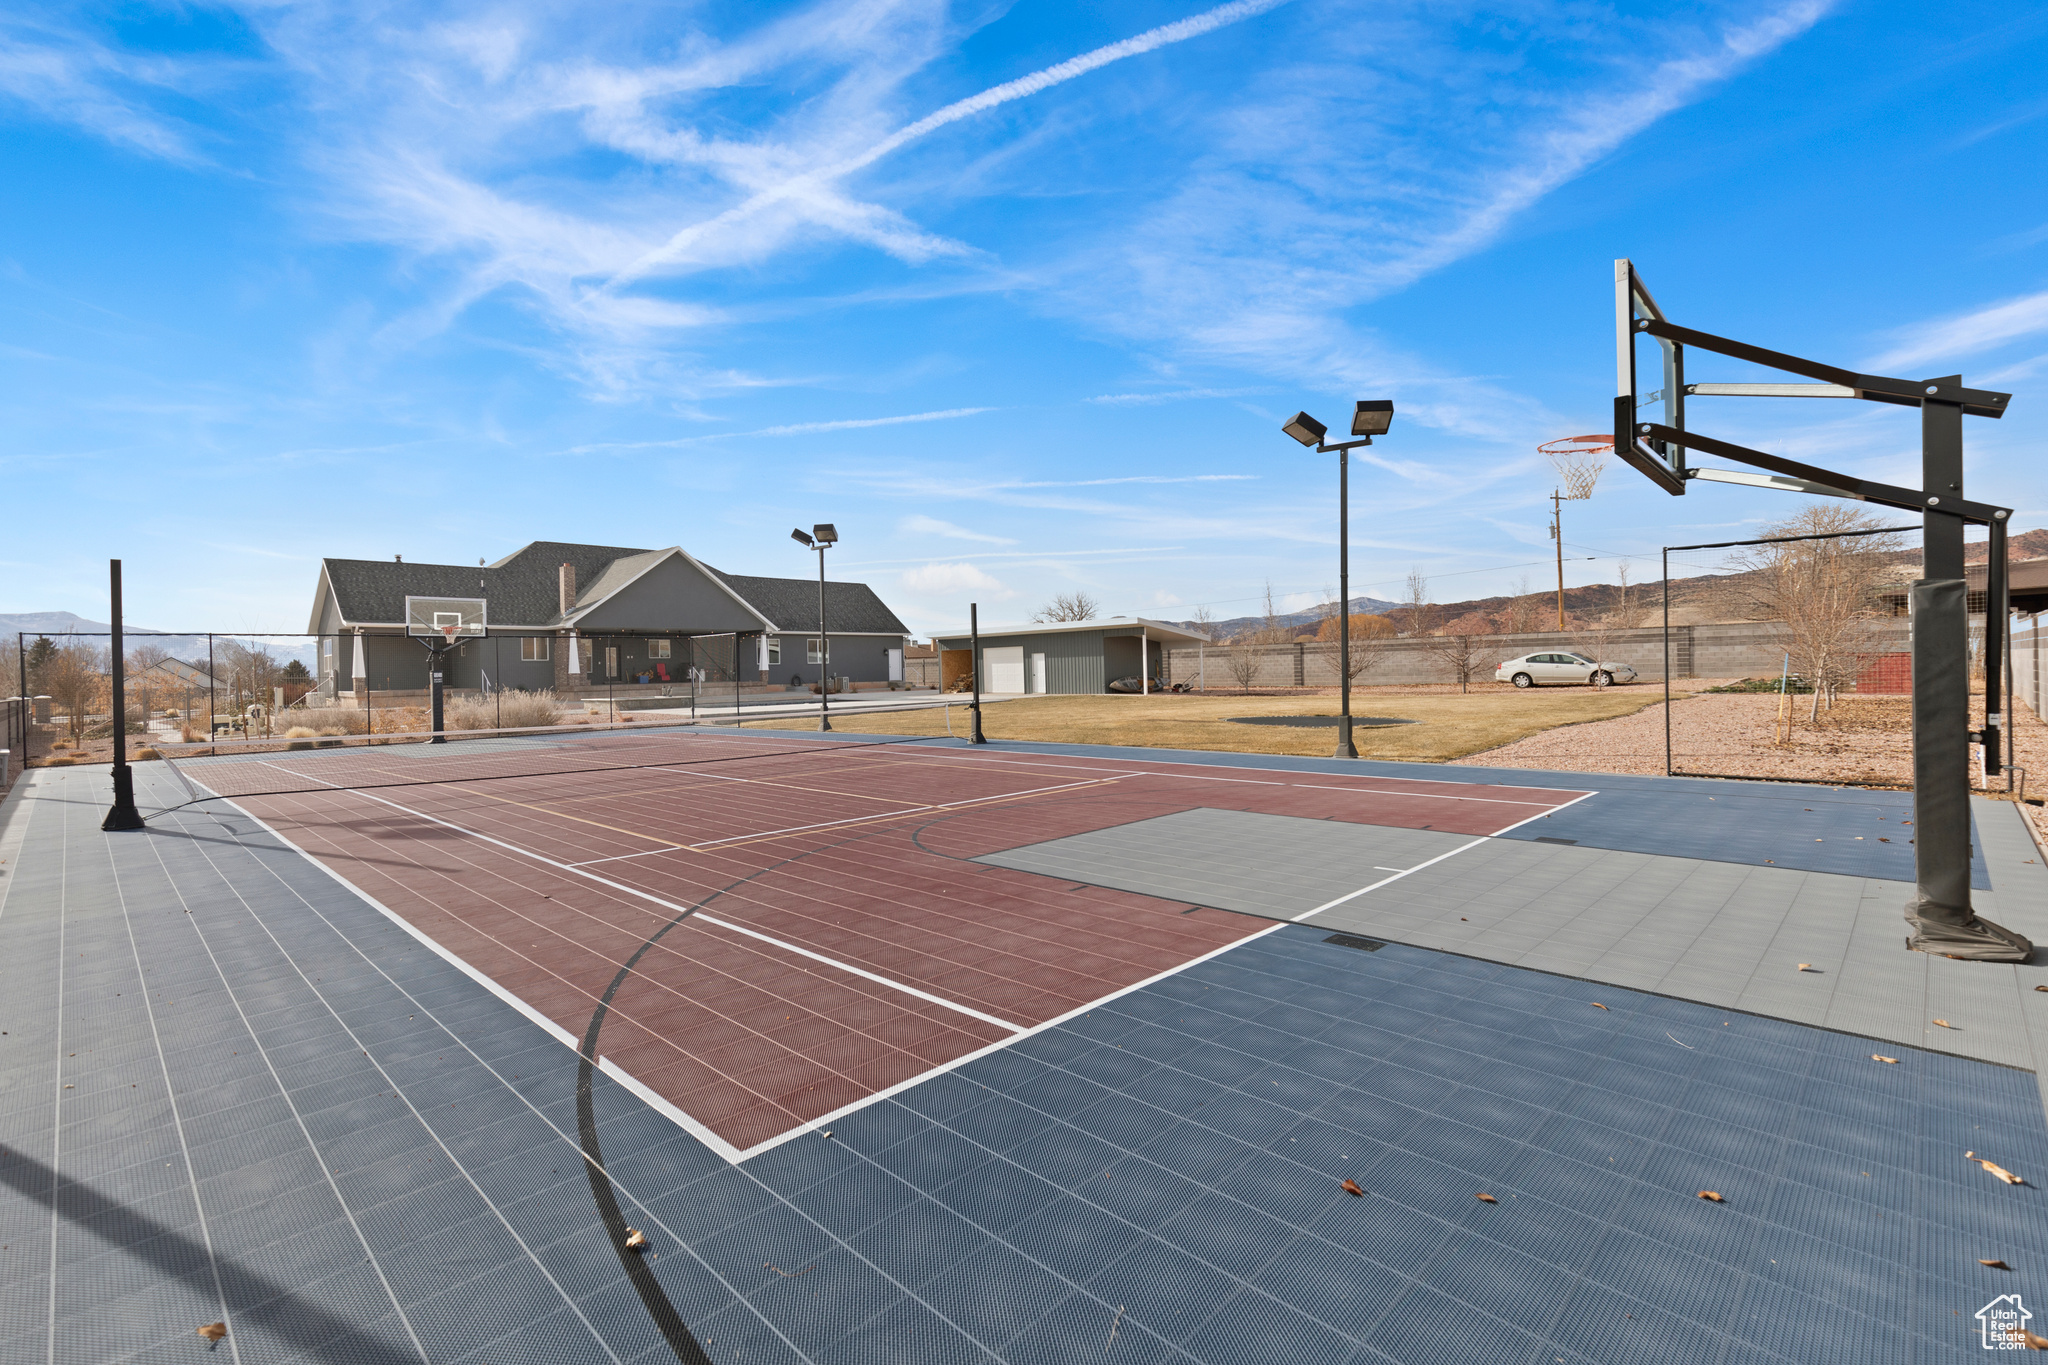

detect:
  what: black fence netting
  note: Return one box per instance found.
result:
[1656,522,2022,789]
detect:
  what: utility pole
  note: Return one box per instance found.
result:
[1551,489,1566,630]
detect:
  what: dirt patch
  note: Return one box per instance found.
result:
[1458,687,2048,847]
[740,683,1702,763]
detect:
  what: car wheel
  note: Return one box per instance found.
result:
[1593,671,1612,688]
[1512,672,1534,689]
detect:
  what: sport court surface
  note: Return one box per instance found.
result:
[4,726,2048,1363]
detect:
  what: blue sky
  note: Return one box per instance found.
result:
[4,0,2047,638]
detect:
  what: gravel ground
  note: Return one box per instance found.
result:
[1457,681,2048,847]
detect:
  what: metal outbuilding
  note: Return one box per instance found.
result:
[928,617,1212,694]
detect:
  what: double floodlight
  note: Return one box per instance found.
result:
[1281,401,1395,448]
[791,523,839,548]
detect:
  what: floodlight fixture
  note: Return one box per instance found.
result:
[812,523,839,545]
[1281,412,1327,447]
[1351,400,1395,437]
[791,528,814,547]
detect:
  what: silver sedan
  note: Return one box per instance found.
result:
[1495,651,1638,688]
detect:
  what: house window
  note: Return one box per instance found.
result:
[766,639,781,665]
[807,639,830,665]
[649,640,671,659]
[521,638,550,662]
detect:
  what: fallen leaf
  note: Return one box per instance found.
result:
[1475,1192,1498,1203]
[1968,1153,2026,1185]
[1341,1178,1365,1197]
[821,1130,832,1139]
[623,1228,649,1251]
[2009,1326,2048,1349]
[1697,1191,1724,1202]
[1873,1055,1899,1064]
[1934,1019,1954,1029]
[1879,837,1890,842]
[1590,1002,1608,1010]
[1981,1259,2013,1270]
[197,1324,226,1342]
[1797,963,1813,972]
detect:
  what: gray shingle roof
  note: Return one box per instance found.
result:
[317,541,906,636]
[704,570,909,635]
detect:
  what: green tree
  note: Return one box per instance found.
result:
[25,636,57,691]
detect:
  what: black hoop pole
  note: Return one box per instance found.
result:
[968,603,987,744]
[102,559,145,830]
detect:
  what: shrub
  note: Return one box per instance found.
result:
[134,747,162,761]
[448,690,564,731]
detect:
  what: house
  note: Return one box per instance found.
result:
[1880,556,2048,617]
[928,617,1212,694]
[305,541,912,697]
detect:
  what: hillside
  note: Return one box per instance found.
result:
[1195,528,2048,641]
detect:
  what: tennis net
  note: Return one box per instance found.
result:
[148,714,953,815]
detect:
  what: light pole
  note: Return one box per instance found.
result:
[1283,401,1394,760]
[791,524,838,731]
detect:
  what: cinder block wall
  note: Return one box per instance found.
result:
[1164,620,1917,689]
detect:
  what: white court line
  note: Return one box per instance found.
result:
[1289,789,1602,922]
[893,741,1592,795]
[569,775,1125,865]
[1373,867,1407,873]
[732,916,1293,1162]
[251,761,1025,1034]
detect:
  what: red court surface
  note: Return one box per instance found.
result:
[188,732,1591,1158]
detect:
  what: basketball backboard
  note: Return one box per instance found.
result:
[1614,259,1688,495]
[405,596,488,644]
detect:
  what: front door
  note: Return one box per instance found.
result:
[1030,652,1047,693]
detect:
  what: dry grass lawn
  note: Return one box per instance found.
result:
[740,685,1676,762]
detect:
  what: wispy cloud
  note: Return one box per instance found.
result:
[1865,288,2048,374]
[1011,474,1257,488]
[567,406,994,453]
[1085,387,1268,404]
[0,23,208,163]
[898,514,1015,544]
[899,561,1013,596]
[609,0,1295,287]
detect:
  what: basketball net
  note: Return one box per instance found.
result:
[1539,435,1612,501]
[440,625,459,644]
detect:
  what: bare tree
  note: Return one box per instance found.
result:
[1254,580,1293,645]
[1033,591,1100,623]
[1226,645,1263,693]
[1722,505,1904,719]
[1606,562,1648,629]
[42,645,105,747]
[1500,576,1542,636]
[1425,634,1486,692]
[1398,569,1441,638]
[1190,604,1216,639]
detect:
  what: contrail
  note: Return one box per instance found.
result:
[608,0,1294,286]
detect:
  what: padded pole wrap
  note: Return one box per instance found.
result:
[1905,578,2030,960]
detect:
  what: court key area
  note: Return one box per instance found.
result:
[6,725,2048,1363]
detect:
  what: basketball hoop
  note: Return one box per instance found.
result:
[440,624,459,644]
[1540,435,1613,501]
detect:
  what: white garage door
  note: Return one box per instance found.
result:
[984,645,1025,693]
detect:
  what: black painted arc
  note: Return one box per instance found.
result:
[574,824,912,1364]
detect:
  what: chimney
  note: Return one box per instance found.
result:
[559,562,576,615]
[394,554,402,563]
